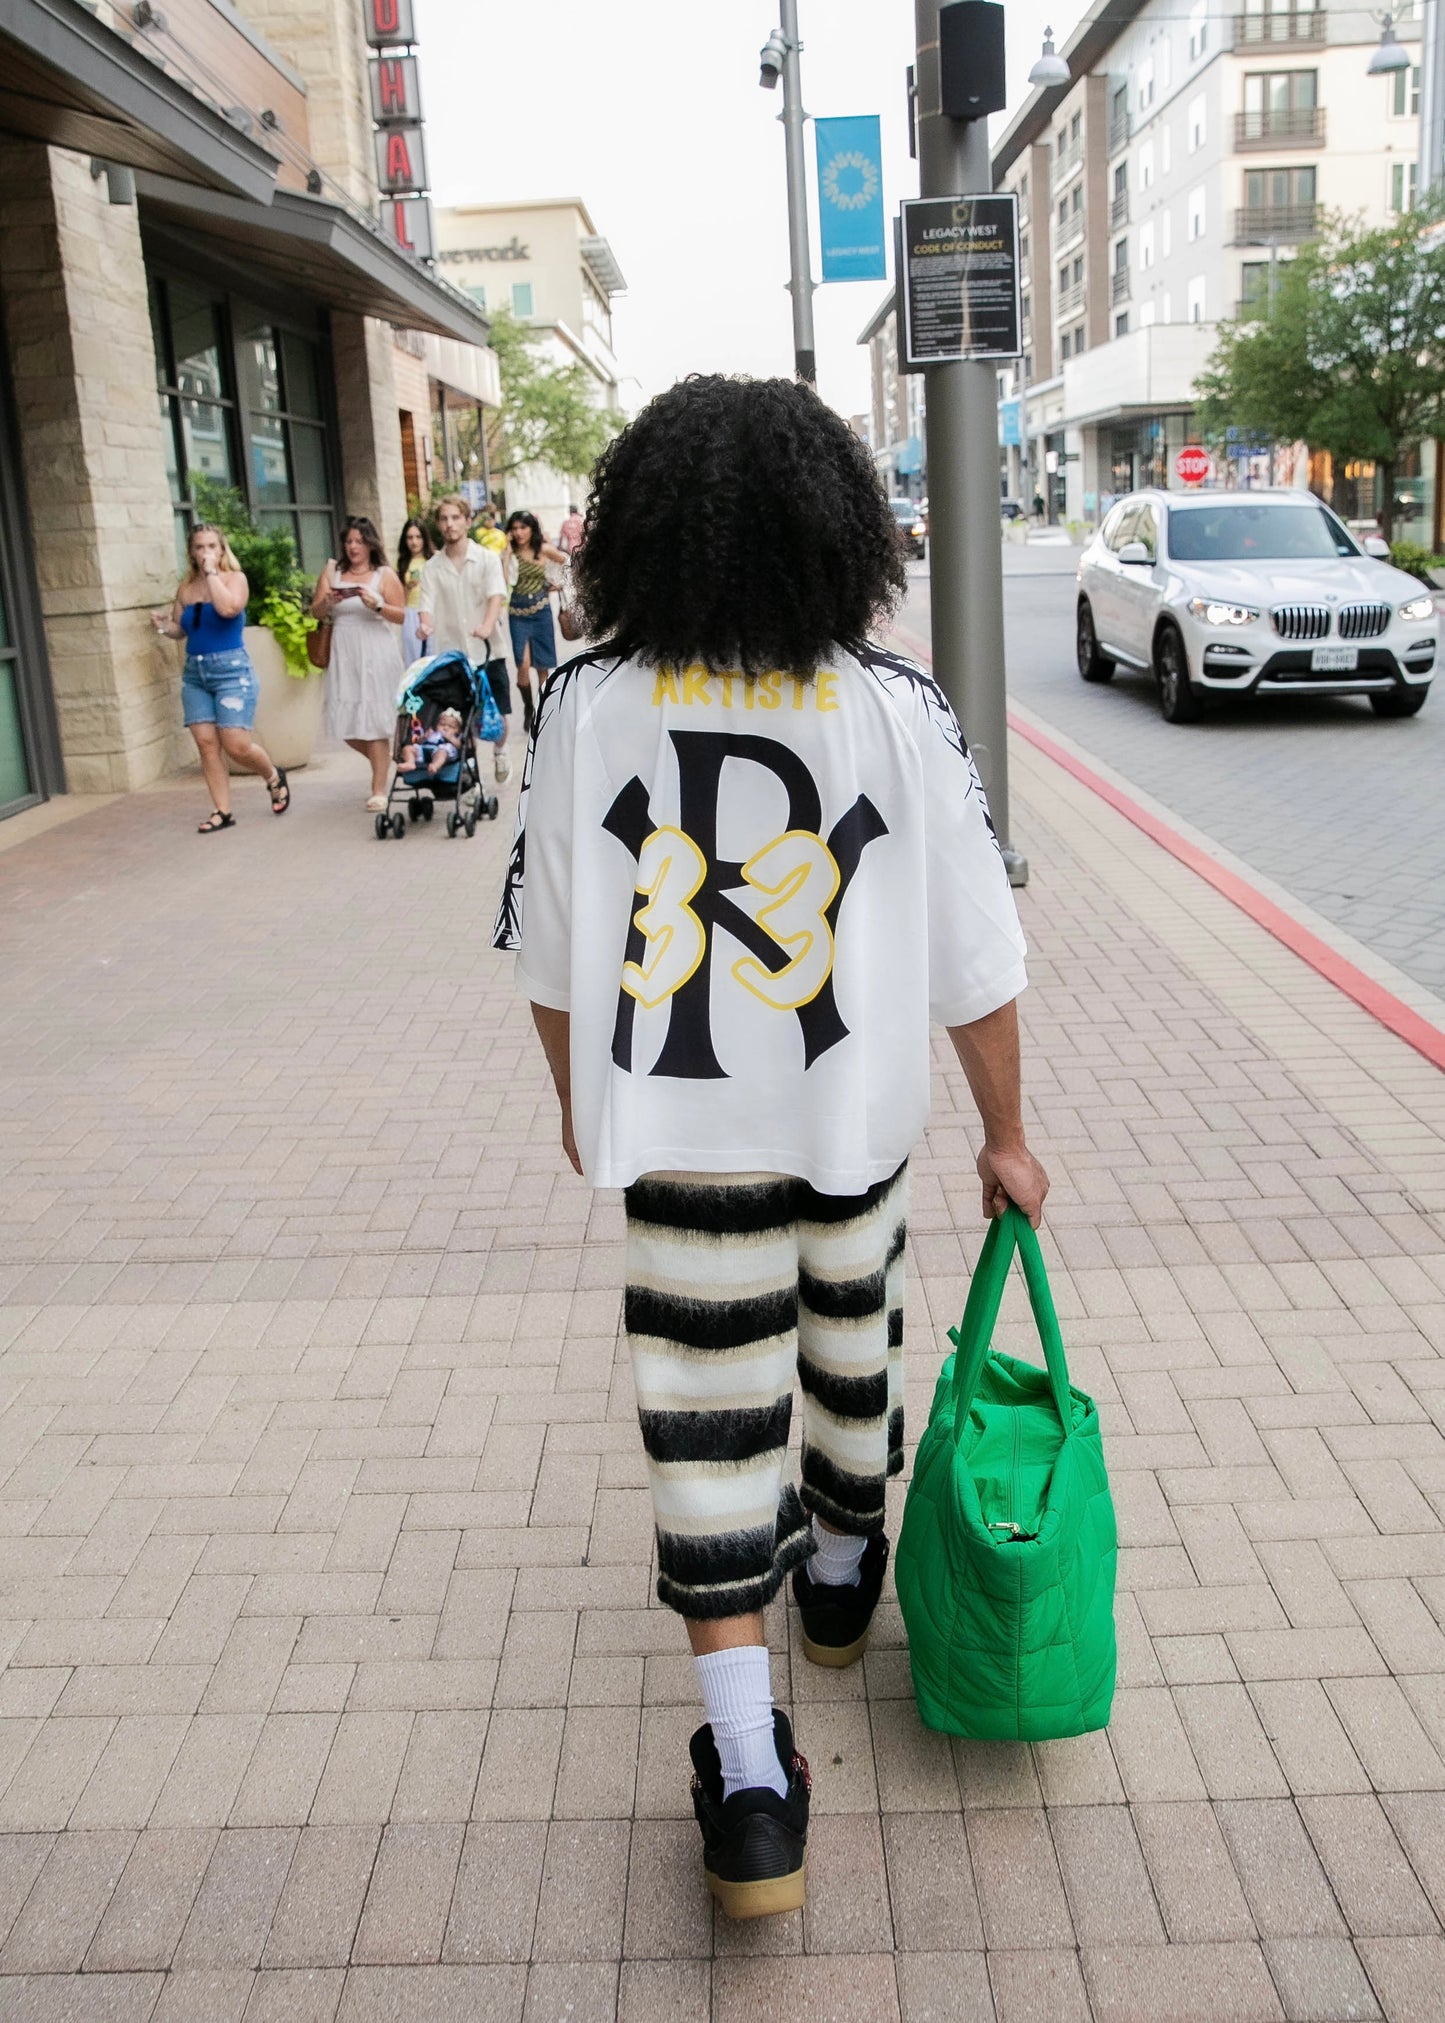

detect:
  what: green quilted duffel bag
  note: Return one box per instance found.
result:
[895,1205,1117,1741]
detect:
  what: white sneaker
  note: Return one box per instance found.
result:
[493,749,512,784]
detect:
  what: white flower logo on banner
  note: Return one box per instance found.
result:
[821,149,879,212]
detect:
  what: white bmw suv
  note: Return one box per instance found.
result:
[1075,488,1436,723]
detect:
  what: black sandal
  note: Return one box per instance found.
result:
[267,767,290,815]
[198,810,235,834]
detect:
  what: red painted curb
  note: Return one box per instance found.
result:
[890,622,1445,1073]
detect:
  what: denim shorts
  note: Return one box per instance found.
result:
[182,649,258,729]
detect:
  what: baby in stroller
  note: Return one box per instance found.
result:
[375,649,504,841]
[401,706,464,775]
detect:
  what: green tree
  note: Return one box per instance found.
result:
[485,306,622,482]
[1194,201,1445,538]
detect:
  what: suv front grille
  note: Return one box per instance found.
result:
[1271,603,1330,641]
[1337,603,1391,640]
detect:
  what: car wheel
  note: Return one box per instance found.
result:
[1370,687,1429,718]
[1076,599,1116,683]
[1156,625,1202,723]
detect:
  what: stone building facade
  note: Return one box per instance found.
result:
[0,0,496,816]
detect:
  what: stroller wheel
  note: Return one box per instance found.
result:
[374,813,389,840]
[465,810,477,838]
[447,811,460,837]
[408,797,422,820]
[391,813,406,839]
[485,795,499,821]
[421,800,434,821]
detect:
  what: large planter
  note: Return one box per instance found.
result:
[229,623,323,772]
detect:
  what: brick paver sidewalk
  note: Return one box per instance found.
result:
[0,733,1443,2023]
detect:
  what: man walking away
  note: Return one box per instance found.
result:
[557,499,586,556]
[418,493,511,783]
[493,376,1048,1919]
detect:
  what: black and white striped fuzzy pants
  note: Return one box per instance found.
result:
[622,1164,908,1620]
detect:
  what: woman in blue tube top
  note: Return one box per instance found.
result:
[152,523,290,833]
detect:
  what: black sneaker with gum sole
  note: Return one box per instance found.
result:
[791,1534,889,1668]
[689,1708,810,1919]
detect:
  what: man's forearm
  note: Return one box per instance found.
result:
[947,999,1024,1147]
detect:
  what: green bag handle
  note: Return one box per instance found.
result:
[948,1206,1074,1440]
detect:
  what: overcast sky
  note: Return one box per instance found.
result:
[417,0,1088,420]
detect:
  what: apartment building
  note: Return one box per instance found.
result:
[435,199,627,526]
[858,292,926,500]
[994,0,1426,529]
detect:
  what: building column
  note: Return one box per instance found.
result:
[0,143,180,794]
[331,311,407,547]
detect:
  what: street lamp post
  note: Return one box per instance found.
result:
[760,2,817,385]
[913,0,1026,883]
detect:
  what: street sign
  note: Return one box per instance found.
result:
[815,116,887,282]
[1175,445,1213,485]
[375,123,428,196]
[369,54,421,124]
[899,194,1021,367]
[363,0,415,45]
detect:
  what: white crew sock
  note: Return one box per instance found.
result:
[808,1517,866,1587]
[694,1645,787,1799]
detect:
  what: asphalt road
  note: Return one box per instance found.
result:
[901,548,1445,1000]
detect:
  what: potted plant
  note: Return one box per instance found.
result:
[189,477,324,770]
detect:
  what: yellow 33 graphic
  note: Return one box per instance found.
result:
[732,830,839,1010]
[621,824,839,1012]
[620,827,707,1008]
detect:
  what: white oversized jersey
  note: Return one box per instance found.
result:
[492,644,1027,1193]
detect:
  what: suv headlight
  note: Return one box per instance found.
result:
[1187,598,1259,626]
[1398,592,1436,622]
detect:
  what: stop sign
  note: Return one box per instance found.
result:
[1175,445,1212,485]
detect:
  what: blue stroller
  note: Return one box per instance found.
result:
[375,650,504,841]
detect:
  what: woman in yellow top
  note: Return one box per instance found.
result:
[505,510,568,732]
[396,517,432,668]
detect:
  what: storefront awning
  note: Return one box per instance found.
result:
[0,0,280,202]
[134,173,492,348]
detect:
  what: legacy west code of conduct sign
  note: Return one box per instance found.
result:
[899,194,1022,368]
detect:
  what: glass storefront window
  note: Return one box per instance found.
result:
[0,665,29,809]
[236,305,335,570]
[149,274,337,578]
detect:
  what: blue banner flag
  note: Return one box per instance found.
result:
[815,115,886,282]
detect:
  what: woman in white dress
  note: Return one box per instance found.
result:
[313,516,406,811]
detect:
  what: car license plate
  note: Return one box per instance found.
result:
[1311,645,1358,673]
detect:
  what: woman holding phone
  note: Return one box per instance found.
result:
[313,516,406,811]
[152,522,289,833]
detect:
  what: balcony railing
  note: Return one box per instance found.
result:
[1233,201,1322,242]
[1057,282,1086,319]
[1111,268,1130,305]
[1110,190,1129,228]
[1234,105,1326,149]
[1056,210,1086,254]
[1233,10,1326,49]
[1108,112,1130,155]
[1052,137,1085,185]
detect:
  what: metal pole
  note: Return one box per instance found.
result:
[779,0,816,383]
[1421,0,1445,195]
[913,0,1025,883]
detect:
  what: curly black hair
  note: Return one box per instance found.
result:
[574,375,906,679]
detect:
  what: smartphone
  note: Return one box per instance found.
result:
[334,585,361,599]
